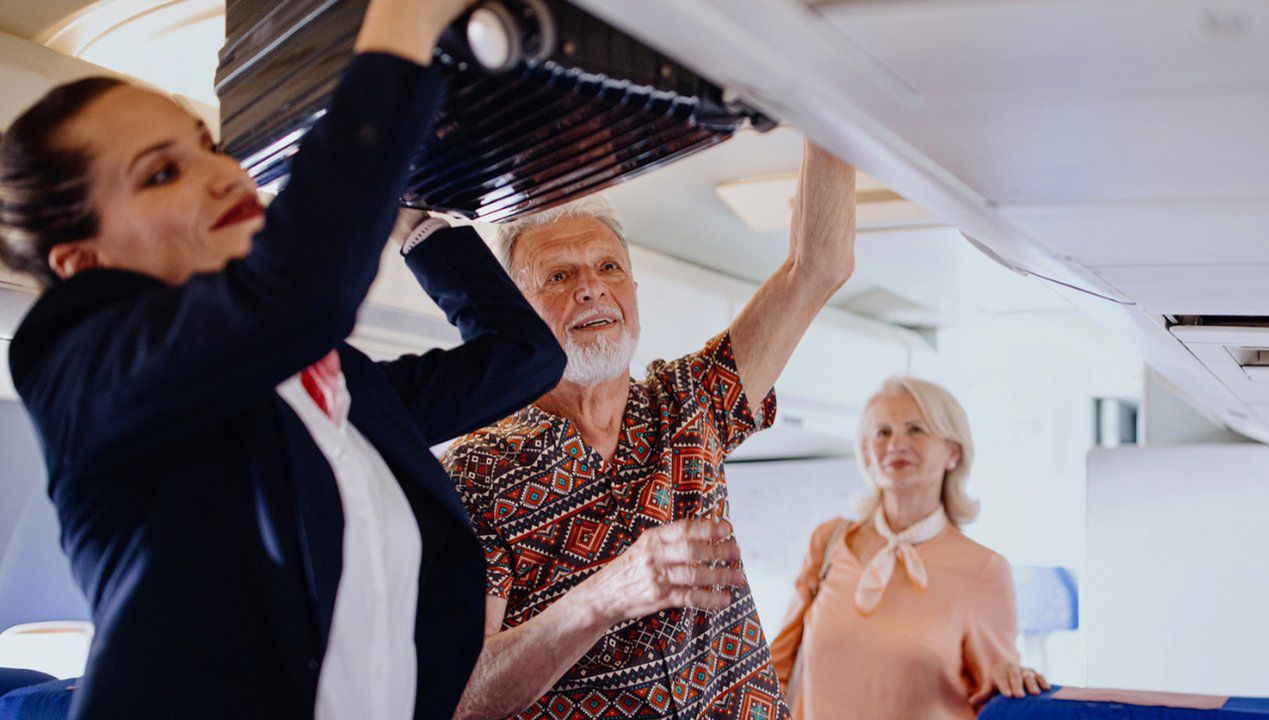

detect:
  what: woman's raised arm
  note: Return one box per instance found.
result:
[357,0,473,65]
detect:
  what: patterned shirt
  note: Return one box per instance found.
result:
[443,332,789,720]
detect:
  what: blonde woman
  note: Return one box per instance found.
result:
[770,377,1048,719]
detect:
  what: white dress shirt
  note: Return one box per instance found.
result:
[278,372,422,720]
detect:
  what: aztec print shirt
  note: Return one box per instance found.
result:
[442,331,789,720]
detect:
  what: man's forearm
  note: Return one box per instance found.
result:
[456,520,742,718]
[730,259,841,414]
[728,141,856,410]
[455,593,610,720]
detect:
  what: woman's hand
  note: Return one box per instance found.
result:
[970,662,1050,707]
[356,0,476,66]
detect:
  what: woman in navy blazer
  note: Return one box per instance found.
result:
[0,1,565,717]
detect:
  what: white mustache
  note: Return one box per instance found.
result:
[568,306,623,329]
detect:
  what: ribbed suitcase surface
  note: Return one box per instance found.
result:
[216,0,769,222]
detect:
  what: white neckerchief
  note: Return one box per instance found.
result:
[854,505,947,615]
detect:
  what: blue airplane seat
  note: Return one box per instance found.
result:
[0,669,55,700]
[0,677,75,719]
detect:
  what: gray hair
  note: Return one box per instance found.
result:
[493,194,627,272]
[854,376,981,527]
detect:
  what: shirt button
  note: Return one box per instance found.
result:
[307,658,319,672]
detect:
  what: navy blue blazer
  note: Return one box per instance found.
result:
[8,54,564,719]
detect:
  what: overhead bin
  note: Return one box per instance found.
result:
[216,0,774,222]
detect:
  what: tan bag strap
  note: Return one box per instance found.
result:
[787,517,852,713]
[808,517,850,600]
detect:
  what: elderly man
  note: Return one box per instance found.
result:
[442,140,855,720]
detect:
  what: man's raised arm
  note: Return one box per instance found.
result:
[728,140,857,414]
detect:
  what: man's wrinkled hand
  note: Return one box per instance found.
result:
[577,520,745,625]
[789,139,856,290]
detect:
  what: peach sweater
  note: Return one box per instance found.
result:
[770,517,1019,720]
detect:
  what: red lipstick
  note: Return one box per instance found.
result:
[213,195,264,230]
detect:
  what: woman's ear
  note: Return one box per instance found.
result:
[946,441,963,471]
[48,240,100,280]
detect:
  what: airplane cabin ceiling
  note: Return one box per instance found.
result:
[809,0,1269,318]
[573,0,1269,440]
[3,0,1266,440]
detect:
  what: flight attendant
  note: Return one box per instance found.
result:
[0,0,565,716]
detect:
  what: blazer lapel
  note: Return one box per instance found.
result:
[274,399,344,644]
[275,346,477,648]
[338,346,476,529]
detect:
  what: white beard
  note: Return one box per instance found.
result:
[562,327,637,387]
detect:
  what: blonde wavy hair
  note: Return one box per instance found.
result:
[854,376,980,527]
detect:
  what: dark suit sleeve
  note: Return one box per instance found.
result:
[376,227,566,444]
[14,53,445,472]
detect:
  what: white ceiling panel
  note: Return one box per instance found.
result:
[816,0,1269,99]
[1001,199,1269,267]
[846,227,1069,317]
[812,0,1269,206]
[40,0,225,107]
[1252,404,1269,426]
[872,89,1269,206]
[1097,264,1269,316]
